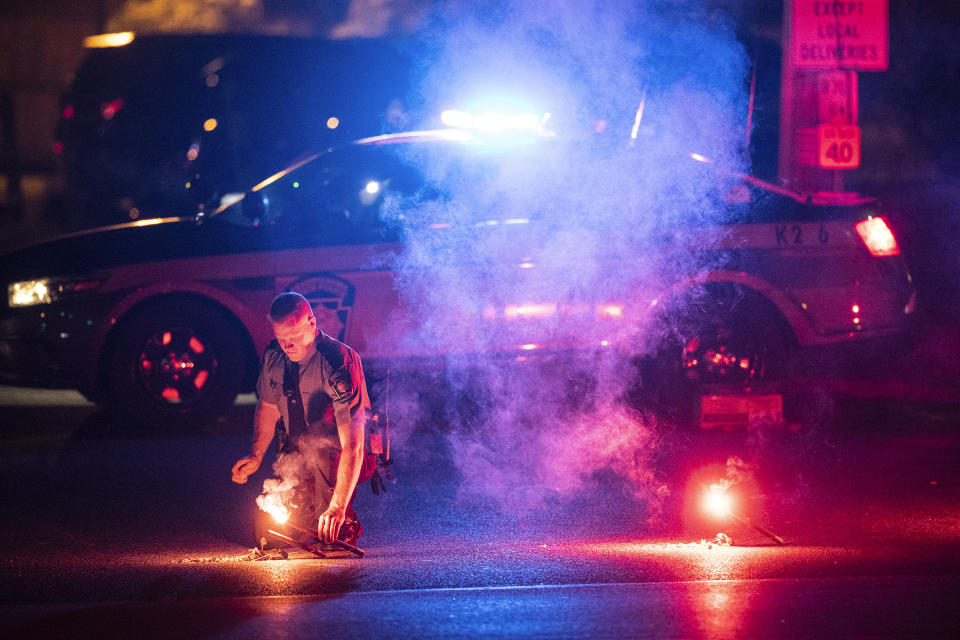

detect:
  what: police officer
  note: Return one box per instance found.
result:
[231,291,371,546]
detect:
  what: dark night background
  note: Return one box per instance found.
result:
[2,0,959,323]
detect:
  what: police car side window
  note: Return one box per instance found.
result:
[261,161,354,238]
[250,148,409,245]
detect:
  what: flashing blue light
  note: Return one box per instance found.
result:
[473,112,511,132]
[441,109,473,128]
[441,107,549,135]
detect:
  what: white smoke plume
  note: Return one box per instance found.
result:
[256,432,341,524]
[714,455,757,492]
[372,1,753,526]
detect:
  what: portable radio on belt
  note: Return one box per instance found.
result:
[367,370,394,495]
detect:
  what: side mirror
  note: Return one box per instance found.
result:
[213,191,270,224]
[242,191,269,223]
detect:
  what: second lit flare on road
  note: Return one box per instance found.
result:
[705,483,733,518]
[702,482,784,546]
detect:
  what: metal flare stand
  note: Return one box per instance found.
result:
[266,519,365,558]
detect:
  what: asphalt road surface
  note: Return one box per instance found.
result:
[1,385,959,638]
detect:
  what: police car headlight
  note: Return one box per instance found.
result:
[8,279,53,307]
[7,277,102,307]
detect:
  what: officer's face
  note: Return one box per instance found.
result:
[272,311,317,362]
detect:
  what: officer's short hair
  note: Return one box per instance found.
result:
[269,292,312,324]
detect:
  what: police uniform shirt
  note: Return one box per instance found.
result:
[256,330,370,449]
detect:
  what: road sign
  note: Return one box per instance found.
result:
[817,70,858,124]
[817,124,861,168]
[790,0,889,71]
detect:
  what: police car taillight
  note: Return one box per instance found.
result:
[855,216,900,257]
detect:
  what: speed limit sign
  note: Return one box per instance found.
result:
[818,124,861,169]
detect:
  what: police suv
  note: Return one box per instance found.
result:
[1,123,915,426]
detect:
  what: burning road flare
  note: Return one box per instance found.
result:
[256,492,290,525]
[702,482,784,546]
[705,483,734,518]
[257,488,366,558]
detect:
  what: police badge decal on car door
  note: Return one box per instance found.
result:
[287,274,355,342]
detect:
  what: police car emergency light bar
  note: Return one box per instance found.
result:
[440,109,551,134]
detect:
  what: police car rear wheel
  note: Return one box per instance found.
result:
[632,284,792,421]
[104,299,246,428]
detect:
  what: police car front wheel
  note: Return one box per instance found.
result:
[102,298,248,428]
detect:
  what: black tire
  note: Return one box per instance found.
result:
[630,283,793,421]
[103,298,247,428]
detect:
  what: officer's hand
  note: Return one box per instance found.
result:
[318,506,346,544]
[231,456,261,484]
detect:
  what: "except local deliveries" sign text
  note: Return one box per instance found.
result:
[791,1,889,71]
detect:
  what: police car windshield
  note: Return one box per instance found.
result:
[214,133,588,233]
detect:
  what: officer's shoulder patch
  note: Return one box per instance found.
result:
[329,366,353,400]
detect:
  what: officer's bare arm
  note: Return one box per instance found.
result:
[333,418,365,508]
[317,419,364,541]
[231,399,280,483]
[250,399,281,462]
